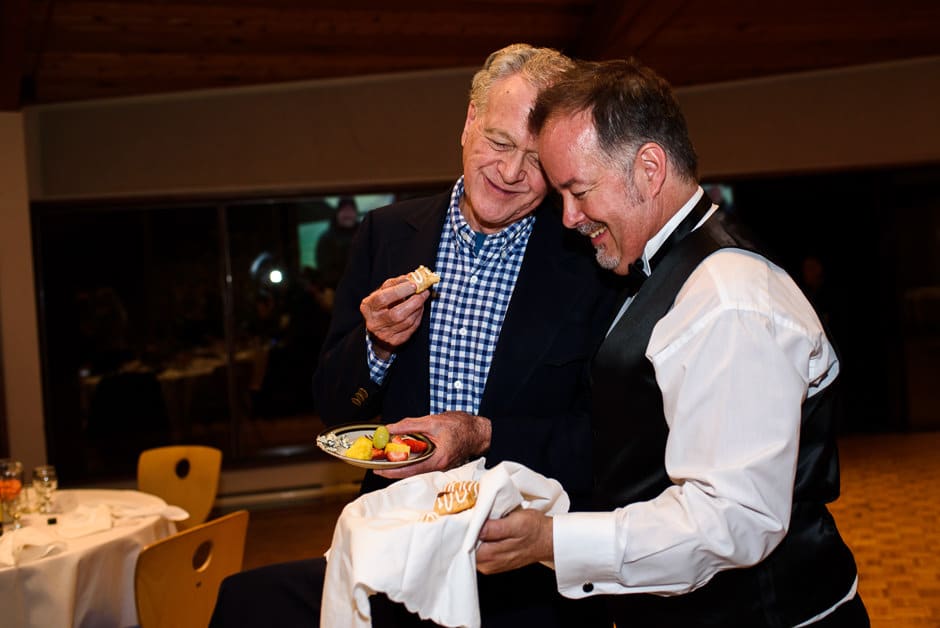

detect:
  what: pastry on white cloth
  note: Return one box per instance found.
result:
[433,480,479,515]
[0,527,66,566]
[321,459,569,628]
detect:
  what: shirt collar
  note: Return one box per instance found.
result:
[639,186,712,274]
[448,176,536,257]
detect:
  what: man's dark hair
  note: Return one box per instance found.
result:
[530,58,698,181]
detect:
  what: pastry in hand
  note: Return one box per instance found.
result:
[433,480,479,515]
[408,265,441,294]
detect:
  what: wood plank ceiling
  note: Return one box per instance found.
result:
[2,0,939,111]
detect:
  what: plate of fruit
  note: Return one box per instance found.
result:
[315,423,434,469]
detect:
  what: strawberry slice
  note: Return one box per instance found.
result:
[371,448,387,460]
[385,441,410,462]
[401,437,428,453]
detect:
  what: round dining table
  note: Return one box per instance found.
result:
[0,488,178,628]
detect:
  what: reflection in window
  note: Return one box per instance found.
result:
[33,191,415,484]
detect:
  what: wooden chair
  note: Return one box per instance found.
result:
[137,445,222,530]
[134,509,249,628]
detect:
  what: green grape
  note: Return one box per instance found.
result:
[372,425,390,450]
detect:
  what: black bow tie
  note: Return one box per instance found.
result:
[625,258,647,296]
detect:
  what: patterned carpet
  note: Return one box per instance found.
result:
[241,430,940,627]
[828,431,940,627]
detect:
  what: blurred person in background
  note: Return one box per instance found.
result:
[316,196,361,293]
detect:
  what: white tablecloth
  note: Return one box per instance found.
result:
[0,489,177,628]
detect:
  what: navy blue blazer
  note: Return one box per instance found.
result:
[312,190,620,501]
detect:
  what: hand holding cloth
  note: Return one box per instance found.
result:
[321,459,568,628]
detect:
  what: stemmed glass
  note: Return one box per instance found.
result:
[0,460,25,530]
[32,464,58,514]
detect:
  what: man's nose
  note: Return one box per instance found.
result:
[498,150,526,184]
[561,199,583,229]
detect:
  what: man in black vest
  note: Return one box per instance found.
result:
[475,59,869,627]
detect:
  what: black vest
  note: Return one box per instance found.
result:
[590,209,859,627]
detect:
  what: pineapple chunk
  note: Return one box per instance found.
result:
[344,435,375,460]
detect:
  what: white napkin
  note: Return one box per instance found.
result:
[111,503,190,522]
[0,527,67,566]
[321,459,569,628]
[57,503,114,539]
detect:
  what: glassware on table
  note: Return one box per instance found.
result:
[32,464,59,514]
[1,459,25,530]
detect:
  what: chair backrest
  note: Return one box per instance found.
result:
[134,509,249,628]
[137,445,222,530]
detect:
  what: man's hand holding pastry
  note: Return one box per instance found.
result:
[360,266,440,360]
[360,277,429,359]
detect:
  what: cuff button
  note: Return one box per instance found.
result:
[582,582,594,593]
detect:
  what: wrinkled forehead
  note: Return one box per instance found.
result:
[478,74,537,117]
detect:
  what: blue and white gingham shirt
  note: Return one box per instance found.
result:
[367,177,535,415]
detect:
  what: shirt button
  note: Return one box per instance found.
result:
[582,582,594,593]
[458,327,467,336]
[469,275,479,284]
[454,381,463,390]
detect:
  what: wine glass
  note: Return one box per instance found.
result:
[32,464,58,514]
[0,460,25,530]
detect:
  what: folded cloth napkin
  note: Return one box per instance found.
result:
[57,503,113,539]
[321,459,569,628]
[111,503,190,522]
[0,527,67,566]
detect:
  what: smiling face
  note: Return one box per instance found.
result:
[459,73,548,234]
[538,109,658,276]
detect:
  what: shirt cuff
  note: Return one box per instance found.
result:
[553,511,622,598]
[365,332,395,384]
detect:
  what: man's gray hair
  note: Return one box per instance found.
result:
[469,43,573,112]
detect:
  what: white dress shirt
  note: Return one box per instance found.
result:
[553,189,854,625]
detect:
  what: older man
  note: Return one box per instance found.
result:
[211,44,617,628]
[476,58,869,627]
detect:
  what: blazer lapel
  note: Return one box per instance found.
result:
[481,205,590,413]
[382,194,449,414]
[386,193,449,277]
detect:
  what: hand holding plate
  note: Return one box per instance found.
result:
[375,412,491,479]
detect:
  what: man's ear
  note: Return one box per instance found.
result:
[461,102,477,147]
[634,142,667,197]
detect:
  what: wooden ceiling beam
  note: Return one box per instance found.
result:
[16,0,940,106]
[37,50,486,79]
[573,0,687,61]
[38,1,583,38]
[33,26,572,57]
[0,0,29,110]
[33,50,487,103]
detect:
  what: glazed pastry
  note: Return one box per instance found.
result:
[408,265,441,294]
[433,480,479,515]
